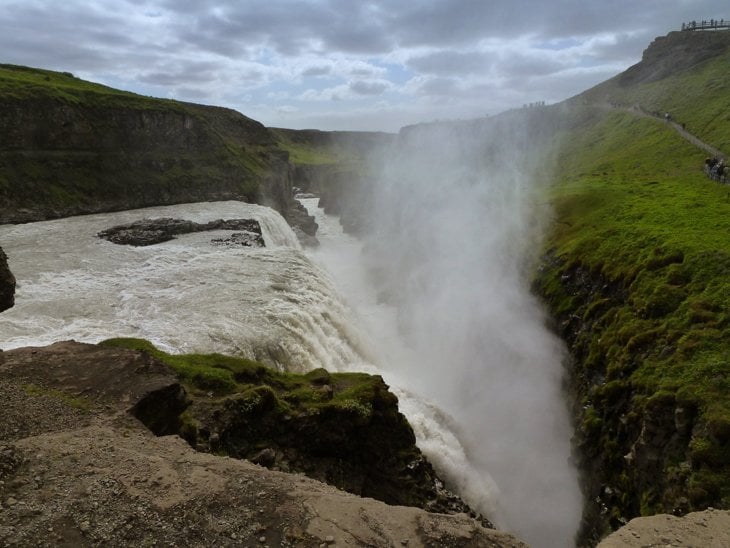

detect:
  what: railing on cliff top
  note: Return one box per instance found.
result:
[681,19,730,31]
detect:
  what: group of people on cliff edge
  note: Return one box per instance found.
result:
[705,157,727,183]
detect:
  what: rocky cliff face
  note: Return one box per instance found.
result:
[533,255,712,545]
[0,246,14,312]
[619,30,730,86]
[0,66,315,237]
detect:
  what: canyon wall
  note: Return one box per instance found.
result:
[0,66,314,235]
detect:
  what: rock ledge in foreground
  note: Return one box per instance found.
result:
[0,340,527,548]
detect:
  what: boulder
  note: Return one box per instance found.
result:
[0,246,14,312]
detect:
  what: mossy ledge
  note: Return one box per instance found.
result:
[100,337,487,521]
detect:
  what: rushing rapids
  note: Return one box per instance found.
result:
[0,202,357,370]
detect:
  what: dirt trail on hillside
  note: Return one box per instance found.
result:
[596,103,726,159]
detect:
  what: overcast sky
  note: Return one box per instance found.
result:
[1,1,727,132]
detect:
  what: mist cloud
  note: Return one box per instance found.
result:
[359,113,582,546]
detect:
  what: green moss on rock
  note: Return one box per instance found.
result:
[100,338,477,517]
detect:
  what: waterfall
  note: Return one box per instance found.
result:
[335,117,583,548]
[0,198,504,526]
[0,202,360,370]
[1,185,582,546]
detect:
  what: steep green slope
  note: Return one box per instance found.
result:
[0,64,293,223]
[576,30,730,153]
[535,30,730,543]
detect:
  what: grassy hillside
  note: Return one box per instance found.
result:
[0,64,288,223]
[269,127,394,232]
[0,63,177,108]
[576,30,730,153]
[270,127,391,168]
[535,30,730,542]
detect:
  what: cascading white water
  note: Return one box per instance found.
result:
[0,201,365,372]
[0,199,504,526]
[301,197,504,521]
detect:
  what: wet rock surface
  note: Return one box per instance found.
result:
[97,217,264,247]
[0,341,526,547]
[0,246,14,312]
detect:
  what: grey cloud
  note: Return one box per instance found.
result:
[301,66,332,77]
[387,0,689,48]
[172,86,213,100]
[161,0,392,57]
[350,68,376,77]
[137,61,221,86]
[588,32,657,63]
[166,2,325,57]
[155,0,729,63]
[414,77,460,97]
[0,1,125,69]
[407,51,493,76]
[349,80,388,95]
[497,53,566,79]
[317,3,394,54]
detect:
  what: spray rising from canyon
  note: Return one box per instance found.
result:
[0,109,582,547]
[344,111,583,547]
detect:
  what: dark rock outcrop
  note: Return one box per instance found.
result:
[97,217,264,247]
[185,370,480,519]
[0,246,14,312]
[620,30,730,87]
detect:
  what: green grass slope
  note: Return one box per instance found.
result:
[575,30,730,153]
[0,64,174,107]
[534,30,730,542]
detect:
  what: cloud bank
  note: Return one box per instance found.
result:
[1,1,727,130]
